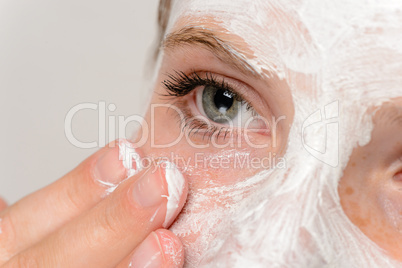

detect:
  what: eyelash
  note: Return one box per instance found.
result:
[161,71,255,141]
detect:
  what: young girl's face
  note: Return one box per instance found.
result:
[136,0,402,266]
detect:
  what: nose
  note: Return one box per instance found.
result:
[338,101,402,261]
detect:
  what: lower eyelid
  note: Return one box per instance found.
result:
[170,96,237,137]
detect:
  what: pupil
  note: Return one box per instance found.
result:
[213,89,234,113]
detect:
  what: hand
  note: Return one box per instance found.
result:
[0,140,188,267]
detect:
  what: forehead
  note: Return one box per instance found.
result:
[168,1,402,38]
[167,0,402,100]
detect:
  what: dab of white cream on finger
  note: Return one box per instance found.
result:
[99,139,143,196]
[119,139,142,178]
[161,161,185,228]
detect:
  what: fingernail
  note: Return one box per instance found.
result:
[119,139,142,178]
[94,147,127,187]
[132,165,167,208]
[93,139,142,192]
[132,161,185,228]
[159,161,185,228]
[155,230,183,266]
[130,232,163,268]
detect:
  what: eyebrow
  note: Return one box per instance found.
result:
[162,26,260,78]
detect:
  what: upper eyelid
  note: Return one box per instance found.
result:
[162,71,251,104]
[193,71,258,109]
[193,71,249,101]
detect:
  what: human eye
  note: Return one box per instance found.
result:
[161,71,269,141]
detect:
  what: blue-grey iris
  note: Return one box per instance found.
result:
[202,85,239,124]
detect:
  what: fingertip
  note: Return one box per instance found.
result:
[127,229,184,268]
[160,161,188,228]
[154,229,185,268]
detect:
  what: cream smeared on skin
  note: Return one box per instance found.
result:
[156,0,402,267]
[162,161,185,228]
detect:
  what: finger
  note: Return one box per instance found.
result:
[116,229,185,268]
[4,161,188,268]
[0,197,8,212]
[0,139,141,261]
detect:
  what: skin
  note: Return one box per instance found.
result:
[0,140,187,267]
[139,3,402,265]
[1,1,402,267]
[137,34,293,263]
[136,16,295,261]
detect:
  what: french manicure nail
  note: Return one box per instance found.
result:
[131,161,185,228]
[130,232,163,268]
[119,139,142,178]
[93,146,127,187]
[94,140,142,194]
[159,161,185,228]
[132,165,167,208]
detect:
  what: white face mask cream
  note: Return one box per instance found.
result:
[155,0,402,266]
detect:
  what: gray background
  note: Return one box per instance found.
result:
[0,0,159,203]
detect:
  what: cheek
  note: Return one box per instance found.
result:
[139,90,288,263]
[141,101,282,187]
[139,109,271,189]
